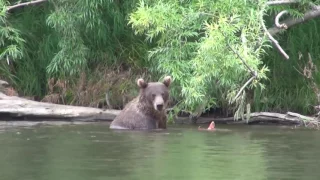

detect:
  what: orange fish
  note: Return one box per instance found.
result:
[198,121,215,131]
[207,121,215,130]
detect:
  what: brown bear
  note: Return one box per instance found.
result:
[109,76,172,130]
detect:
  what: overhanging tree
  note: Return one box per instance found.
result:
[128,0,320,120]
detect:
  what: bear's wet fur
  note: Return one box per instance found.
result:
[109,76,172,130]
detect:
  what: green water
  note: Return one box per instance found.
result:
[0,122,320,180]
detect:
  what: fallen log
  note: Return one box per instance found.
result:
[0,92,319,128]
[176,112,319,128]
[0,92,120,121]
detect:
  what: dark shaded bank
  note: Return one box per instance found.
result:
[1,92,319,129]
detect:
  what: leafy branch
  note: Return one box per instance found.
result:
[218,29,258,103]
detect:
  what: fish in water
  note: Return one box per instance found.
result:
[198,121,215,131]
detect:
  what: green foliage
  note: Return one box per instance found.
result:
[0,0,149,98]
[45,1,102,76]
[7,3,58,96]
[45,0,148,77]
[0,0,24,64]
[129,0,271,116]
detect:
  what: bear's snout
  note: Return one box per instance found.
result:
[154,95,165,111]
[156,104,164,111]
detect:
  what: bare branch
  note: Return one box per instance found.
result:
[268,7,320,35]
[275,10,289,29]
[7,0,47,12]
[260,5,290,60]
[232,76,256,103]
[309,3,320,10]
[218,29,257,77]
[267,0,299,5]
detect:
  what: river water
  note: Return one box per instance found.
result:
[0,122,319,180]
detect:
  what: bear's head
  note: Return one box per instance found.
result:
[137,76,172,111]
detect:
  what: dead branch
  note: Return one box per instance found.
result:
[7,0,47,12]
[0,80,9,87]
[268,6,320,35]
[267,0,299,5]
[261,4,290,60]
[275,10,289,29]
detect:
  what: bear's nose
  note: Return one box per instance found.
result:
[157,104,163,111]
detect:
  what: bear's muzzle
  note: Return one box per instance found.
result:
[154,96,165,111]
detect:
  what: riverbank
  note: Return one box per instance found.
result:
[1,92,319,129]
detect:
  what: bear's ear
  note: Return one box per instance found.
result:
[163,76,172,87]
[137,78,148,88]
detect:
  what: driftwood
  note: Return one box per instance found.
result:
[0,92,120,121]
[0,93,318,127]
[179,112,318,126]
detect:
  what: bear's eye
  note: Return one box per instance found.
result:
[152,94,156,98]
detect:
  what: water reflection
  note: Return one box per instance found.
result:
[0,123,319,180]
